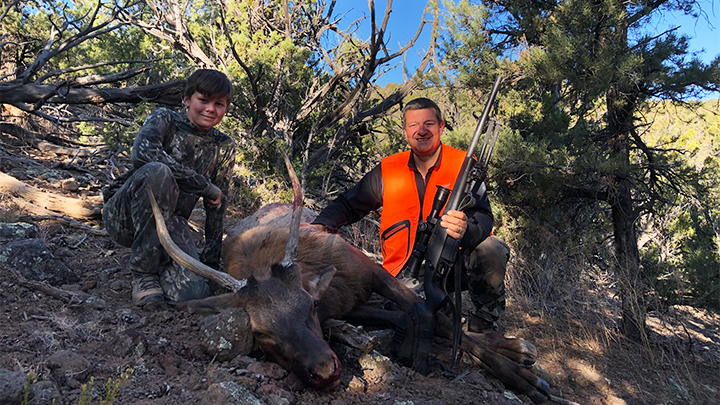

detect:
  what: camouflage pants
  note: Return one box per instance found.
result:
[463,235,510,324]
[102,162,210,304]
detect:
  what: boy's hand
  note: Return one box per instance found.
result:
[206,191,223,206]
[440,210,467,240]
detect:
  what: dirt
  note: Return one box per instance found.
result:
[1,145,719,405]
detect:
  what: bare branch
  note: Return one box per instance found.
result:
[20,1,131,83]
[35,59,159,83]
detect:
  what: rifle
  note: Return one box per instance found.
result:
[391,75,504,375]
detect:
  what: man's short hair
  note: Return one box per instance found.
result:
[184,69,234,102]
[402,98,443,127]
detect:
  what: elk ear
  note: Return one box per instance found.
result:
[177,292,246,315]
[305,265,337,301]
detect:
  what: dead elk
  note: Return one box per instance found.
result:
[149,193,550,402]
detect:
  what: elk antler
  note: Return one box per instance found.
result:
[147,185,248,294]
[280,150,303,268]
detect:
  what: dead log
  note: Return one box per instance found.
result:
[0,80,184,107]
[0,170,101,219]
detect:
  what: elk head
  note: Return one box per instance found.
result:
[147,152,342,389]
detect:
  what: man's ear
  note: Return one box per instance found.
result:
[182,95,190,107]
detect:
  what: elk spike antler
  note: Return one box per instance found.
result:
[146,185,248,294]
[280,150,303,268]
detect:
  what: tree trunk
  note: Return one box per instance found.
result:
[607,83,646,342]
[610,181,645,341]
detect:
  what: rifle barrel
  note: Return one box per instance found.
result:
[467,75,503,160]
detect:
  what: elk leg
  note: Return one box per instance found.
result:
[369,269,421,309]
[342,305,405,328]
[434,312,549,404]
[434,312,536,365]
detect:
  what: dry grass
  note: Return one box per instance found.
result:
[502,233,720,405]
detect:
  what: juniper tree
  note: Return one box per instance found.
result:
[443,0,719,340]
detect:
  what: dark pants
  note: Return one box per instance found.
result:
[102,162,210,304]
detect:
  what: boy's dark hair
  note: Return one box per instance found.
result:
[184,69,233,102]
[402,98,443,127]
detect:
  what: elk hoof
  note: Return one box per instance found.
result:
[528,377,551,404]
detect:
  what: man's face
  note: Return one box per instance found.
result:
[183,92,229,131]
[403,108,444,157]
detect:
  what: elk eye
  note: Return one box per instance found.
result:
[313,301,319,310]
[253,331,267,339]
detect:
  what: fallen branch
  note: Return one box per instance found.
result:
[323,319,376,353]
[4,264,83,303]
[4,264,105,309]
[0,170,101,219]
[16,214,106,236]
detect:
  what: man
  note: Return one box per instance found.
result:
[103,69,236,310]
[312,98,509,332]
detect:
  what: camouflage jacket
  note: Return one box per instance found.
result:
[106,107,236,266]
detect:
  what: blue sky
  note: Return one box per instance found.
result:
[336,0,720,93]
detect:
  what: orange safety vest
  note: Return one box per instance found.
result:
[379,145,467,276]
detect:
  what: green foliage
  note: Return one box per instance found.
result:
[77,368,133,405]
[442,0,720,315]
[638,101,720,310]
[22,371,37,405]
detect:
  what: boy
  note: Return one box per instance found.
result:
[103,69,236,310]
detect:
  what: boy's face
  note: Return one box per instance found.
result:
[183,92,229,131]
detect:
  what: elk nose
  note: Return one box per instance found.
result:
[309,355,342,390]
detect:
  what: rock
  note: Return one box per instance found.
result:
[207,365,235,385]
[31,380,61,405]
[46,350,91,385]
[83,295,107,310]
[358,351,395,387]
[159,348,183,377]
[109,279,129,292]
[263,393,291,405]
[0,369,26,405]
[200,308,253,362]
[283,372,305,392]
[257,383,294,404]
[61,178,79,191]
[227,355,256,370]
[66,378,81,390]
[0,222,38,241]
[112,333,135,357]
[347,376,366,393]
[81,280,97,291]
[206,381,262,405]
[247,361,287,380]
[0,239,79,286]
[53,247,74,258]
[116,309,143,325]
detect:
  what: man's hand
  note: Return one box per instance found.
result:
[440,209,467,240]
[206,191,223,206]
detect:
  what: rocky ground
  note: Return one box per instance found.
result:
[1,145,719,405]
